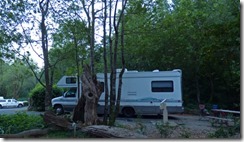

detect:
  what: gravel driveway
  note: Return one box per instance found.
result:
[114,114,237,138]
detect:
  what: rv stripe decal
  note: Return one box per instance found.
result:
[99,98,181,103]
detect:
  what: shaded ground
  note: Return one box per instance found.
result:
[114,114,240,139]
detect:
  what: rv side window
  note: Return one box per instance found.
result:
[66,77,76,84]
[151,81,173,92]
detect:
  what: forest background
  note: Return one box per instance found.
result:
[0,0,240,111]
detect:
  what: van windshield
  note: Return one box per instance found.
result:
[64,88,77,98]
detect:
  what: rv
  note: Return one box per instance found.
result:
[51,69,184,116]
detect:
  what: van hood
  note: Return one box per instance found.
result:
[52,96,63,102]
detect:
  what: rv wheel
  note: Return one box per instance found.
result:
[122,107,135,117]
[54,105,64,115]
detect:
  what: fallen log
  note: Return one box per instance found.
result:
[0,111,147,138]
[80,125,148,138]
[0,128,51,138]
[42,110,73,130]
[42,111,147,138]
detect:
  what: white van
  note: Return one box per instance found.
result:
[51,69,184,116]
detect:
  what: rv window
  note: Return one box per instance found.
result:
[66,77,76,84]
[151,81,173,92]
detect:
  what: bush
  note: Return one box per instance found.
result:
[208,118,240,138]
[29,84,63,111]
[0,112,44,134]
[23,101,29,106]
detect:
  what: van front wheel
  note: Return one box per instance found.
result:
[18,104,23,108]
[122,107,135,117]
[54,105,64,115]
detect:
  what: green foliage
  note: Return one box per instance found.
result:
[0,60,36,99]
[123,0,240,109]
[29,84,63,111]
[50,19,89,82]
[0,112,44,134]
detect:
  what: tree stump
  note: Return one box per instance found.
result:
[73,64,103,125]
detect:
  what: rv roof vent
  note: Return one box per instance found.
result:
[128,70,138,72]
[173,69,182,73]
[152,69,159,72]
[116,68,128,72]
[116,69,122,72]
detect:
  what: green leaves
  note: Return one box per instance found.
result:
[0,112,44,134]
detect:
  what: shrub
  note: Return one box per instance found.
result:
[156,122,176,138]
[0,112,44,134]
[29,84,63,111]
[208,118,240,138]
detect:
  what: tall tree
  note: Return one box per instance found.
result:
[102,0,109,124]
[39,0,52,110]
[81,0,96,74]
[116,0,126,118]
[109,0,128,125]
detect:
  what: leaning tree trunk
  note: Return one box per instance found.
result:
[73,64,103,125]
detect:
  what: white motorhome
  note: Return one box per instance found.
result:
[51,69,184,116]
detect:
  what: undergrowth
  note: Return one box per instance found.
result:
[0,112,44,134]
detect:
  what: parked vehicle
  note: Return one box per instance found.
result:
[0,99,24,109]
[52,69,184,116]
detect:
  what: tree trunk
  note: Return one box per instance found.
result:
[90,0,95,75]
[73,64,103,125]
[108,0,115,126]
[102,0,109,125]
[109,0,128,126]
[39,0,52,111]
[195,77,201,104]
[116,0,126,115]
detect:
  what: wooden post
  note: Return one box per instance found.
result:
[160,99,168,124]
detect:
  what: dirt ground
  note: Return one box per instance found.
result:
[114,114,241,139]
